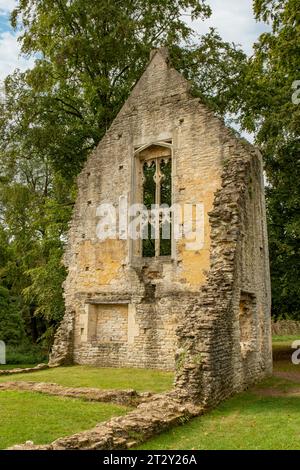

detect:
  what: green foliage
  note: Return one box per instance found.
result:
[175,350,187,371]
[0,165,73,347]
[234,0,300,319]
[0,0,250,352]
[1,0,298,355]
[0,286,25,345]
[266,142,300,319]
[23,246,67,324]
[5,343,47,365]
[170,31,247,118]
[8,0,211,178]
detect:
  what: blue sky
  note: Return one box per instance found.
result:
[0,0,269,83]
[0,0,34,82]
[0,11,11,33]
[188,0,269,56]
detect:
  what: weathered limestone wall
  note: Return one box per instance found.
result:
[50,48,272,407]
[51,50,228,370]
[175,140,272,406]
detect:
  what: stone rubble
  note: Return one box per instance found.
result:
[0,381,151,407]
[9,392,202,450]
[0,363,49,376]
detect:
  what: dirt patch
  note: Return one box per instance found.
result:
[273,371,300,383]
[254,387,300,398]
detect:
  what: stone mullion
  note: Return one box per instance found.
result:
[155,158,161,257]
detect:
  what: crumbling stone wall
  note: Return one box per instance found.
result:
[175,140,272,406]
[50,48,272,406]
[272,320,300,336]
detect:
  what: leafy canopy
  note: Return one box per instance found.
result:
[0,0,249,349]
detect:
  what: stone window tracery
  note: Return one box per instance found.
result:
[136,144,172,258]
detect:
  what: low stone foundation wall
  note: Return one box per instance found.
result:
[0,381,151,407]
[272,320,300,336]
[9,392,202,450]
[0,364,49,376]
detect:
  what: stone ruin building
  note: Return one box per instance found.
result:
[50,48,272,407]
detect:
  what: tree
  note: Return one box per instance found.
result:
[236,0,300,319]
[0,286,25,345]
[9,0,211,177]
[0,227,26,345]
[0,0,249,350]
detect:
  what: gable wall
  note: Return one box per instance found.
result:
[50,52,272,397]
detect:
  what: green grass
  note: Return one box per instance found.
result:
[137,337,300,450]
[1,335,299,450]
[274,359,300,374]
[0,390,129,449]
[253,374,299,393]
[272,335,300,343]
[0,366,174,393]
[138,390,300,450]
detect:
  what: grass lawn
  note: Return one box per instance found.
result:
[0,335,299,450]
[138,389,300,450]
[137,336,300,450]
[0,366,174,393]
[0,391,130,449]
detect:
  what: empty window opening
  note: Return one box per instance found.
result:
[239,292,257,356]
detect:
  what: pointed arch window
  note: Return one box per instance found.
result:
[136,143,172,258]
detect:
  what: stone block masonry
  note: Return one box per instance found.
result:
[50,47,272,409]
[0,364,49,376]
[0,381,151,407]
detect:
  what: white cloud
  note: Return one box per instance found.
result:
[0,0,16,13]
[0,1,33,85]
[184,1,267,142]
[0,0,268,107]
[187,0,269,56]
[0,30,34,82]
